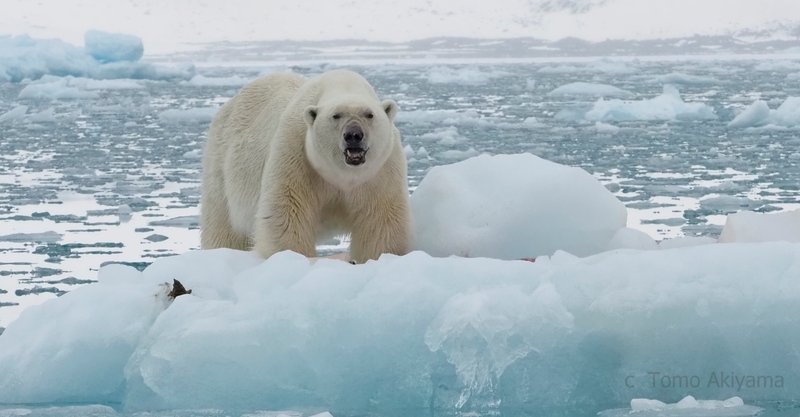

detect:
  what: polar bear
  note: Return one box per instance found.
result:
[200,69,410,263]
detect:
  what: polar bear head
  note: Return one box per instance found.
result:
[303,73,399,190]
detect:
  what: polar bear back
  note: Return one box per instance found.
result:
[205,73,307,234]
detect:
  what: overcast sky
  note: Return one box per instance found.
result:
[3,0,799,53]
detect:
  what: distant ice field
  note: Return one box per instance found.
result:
[1,56,799,326]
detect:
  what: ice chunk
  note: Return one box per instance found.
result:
[434,147,480,161]
[559,86,716,122]
[158,108,219,124]
[595,121,620,134]
[728,100,771,128]
[84,30,144,63]
[606,227,657,250]
[27,107,57,123]
[411,153,627,258]
[18,78,98,100]
[183,149,203,160]
[630,398,667,411]
[601,396,761,417]
[728,97,800,128]
[403,144,414,158]
[0,264,162,403]
[0,231,62,243]
[537,61,635,74]
[0,105,28,124]
[548,82,632,97]
[719,209,800,243]
[521,116,545,128]
[595,85,716,121]
[184,74,252,87]
[754,61,800,72]
[148,215,200,228]
[425,66,508,85]
[419,126,466,145]
[772,96,800,126]
[652,72,720,85]
[0,33,193,82]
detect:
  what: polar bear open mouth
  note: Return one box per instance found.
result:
[344,147,368,165]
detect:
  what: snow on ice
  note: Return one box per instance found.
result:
[0,32,194,82]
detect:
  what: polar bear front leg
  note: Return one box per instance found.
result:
[349,191,410,263]
[253,179,318,259]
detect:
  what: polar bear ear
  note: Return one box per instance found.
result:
[382,99,398,122]
[304,106,318,127]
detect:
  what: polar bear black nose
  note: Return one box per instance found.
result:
[344,125,364,146]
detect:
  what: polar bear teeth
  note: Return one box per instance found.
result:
[345,148,367,165]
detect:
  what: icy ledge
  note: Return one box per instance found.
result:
[1,242,799,416]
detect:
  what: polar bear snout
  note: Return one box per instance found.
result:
[343,122,369,166]
[343,123,364,146]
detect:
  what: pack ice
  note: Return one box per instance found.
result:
[1,154,798,417]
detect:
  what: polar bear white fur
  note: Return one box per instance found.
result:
[200,69,410,263]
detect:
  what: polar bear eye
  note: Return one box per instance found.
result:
[365,112,374,119]
[332,113,342,120]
